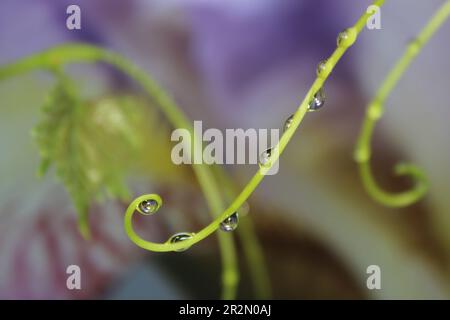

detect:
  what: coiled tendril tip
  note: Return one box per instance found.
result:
[125,193,201,253]
[359,161,429,208]
[355,0,450,208]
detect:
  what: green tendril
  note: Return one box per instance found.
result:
[0,44,242,299]
[123,0,386,250]
[211,166,271,299]
[355,0,450,207]
[0,0,386,299]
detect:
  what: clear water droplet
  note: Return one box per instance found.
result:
[284,115,294,132]
[259,148,272,167]
[220,212,239,232]
[138,199,159,215]
[316,59,328,77]
[337,29,349,47]
[169,232,194,252]
[308,88,325,111]
[336,28,356,48]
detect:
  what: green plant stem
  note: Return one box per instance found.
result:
[354,0,450,207]
[0,0,385,298]
[0,45,239,299]
[122,0,385,252]
[212,166,271,299]
[238,218,271,298]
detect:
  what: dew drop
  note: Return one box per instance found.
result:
[337,29,349,47]
[336,28,356,48]
[259,148,272,167]
[168,232,194,252]
[316,59,328,77]
[283,114,294,132]
[308,88,325,111]
[220,212,239,232]
[138,199,159,215]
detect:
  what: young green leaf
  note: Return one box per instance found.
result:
[32,75,162,239]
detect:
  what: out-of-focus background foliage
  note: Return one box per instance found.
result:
[1,0,450,299]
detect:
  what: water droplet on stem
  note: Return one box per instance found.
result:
[168,232,194,252]
[259,148,273,167]
[284,115,294,132]
[220,212,239,232]
[316,59,328,77]
[138,199,159,215]
[308,88,325,111]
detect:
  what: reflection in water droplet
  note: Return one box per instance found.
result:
[169,232,194,252]
[337,29,349,47]
[308,88,325,111]
[259,148,272,167]
[336,28,356,48]
[220,212,239,232]
[284,115,294,132]
[138,199,159,215]
[316,59,328,77]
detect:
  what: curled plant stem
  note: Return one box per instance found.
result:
[354,0,450,207]
[2,0,385,250]
[129,0,385,253]
[0,45,240,299]
[0,0,384,298]
[0,0,384,252]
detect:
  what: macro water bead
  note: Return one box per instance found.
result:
[259,148,273,167]
[138,199,159,215]
[284,115,294,132]
[336,28,357,48]
[220,212,239,232]
[308,88,325,111]
[316,59,328,77]
[169,232,194,252]
[337,30,349,46]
